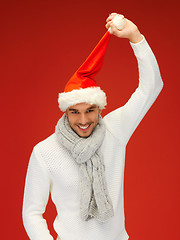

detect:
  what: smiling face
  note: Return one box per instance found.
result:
[65,103,101,138]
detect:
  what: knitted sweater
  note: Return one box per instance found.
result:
[22,37,163,240]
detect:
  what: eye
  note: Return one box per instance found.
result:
[70,111,79,114]
[87,109,94,113]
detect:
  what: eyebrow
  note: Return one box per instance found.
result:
[68,108,78,111]
[68,105,97,111]
[87,106,97,110]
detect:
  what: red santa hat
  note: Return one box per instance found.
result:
[58,31,111,112]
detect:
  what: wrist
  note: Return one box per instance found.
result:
[129,28,143,43]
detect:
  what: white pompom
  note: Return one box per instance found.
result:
[112,14,126,30]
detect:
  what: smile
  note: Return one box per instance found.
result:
[78,124,91,131]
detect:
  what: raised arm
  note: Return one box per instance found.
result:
[22,147,53,240]
[103,13,163,144]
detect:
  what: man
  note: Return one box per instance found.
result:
[22,13,163,240]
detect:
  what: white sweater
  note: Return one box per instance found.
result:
[22,37,163,240]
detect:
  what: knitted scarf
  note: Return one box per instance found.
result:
[55,114,114,222]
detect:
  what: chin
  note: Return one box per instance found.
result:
[76,131,92,138]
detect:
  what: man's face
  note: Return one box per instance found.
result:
[65,103,101,138]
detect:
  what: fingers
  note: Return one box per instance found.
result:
[106,15,141,42]
[108,23,124,37]
[106,13,124,23]
[105,13,125,31]
[105,13,117,30]
[105,21,112,30]
[106,13,117,23]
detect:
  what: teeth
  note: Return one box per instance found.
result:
[79,125,89,130]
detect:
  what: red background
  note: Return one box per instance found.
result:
[1,0,179,239]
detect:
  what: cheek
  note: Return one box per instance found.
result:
[93,113,100,125]
[70,118,77,126]
[66,114,76,127]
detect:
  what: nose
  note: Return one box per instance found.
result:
[79,114,88,125]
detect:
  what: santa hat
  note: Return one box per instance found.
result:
[58,31,111,112]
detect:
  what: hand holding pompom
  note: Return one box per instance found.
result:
[106,13,143,43]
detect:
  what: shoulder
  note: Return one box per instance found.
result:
[34,133,57,148]
[33,133,62,158]
[102,107,125,141]
[32,133,74,174]
[103,106,124,124]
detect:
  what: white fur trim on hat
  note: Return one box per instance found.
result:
[58,87,107,112]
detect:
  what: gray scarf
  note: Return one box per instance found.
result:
[55,114,114,222]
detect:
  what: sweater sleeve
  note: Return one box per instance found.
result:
[103,36,164,144]
[22,146,53,240]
